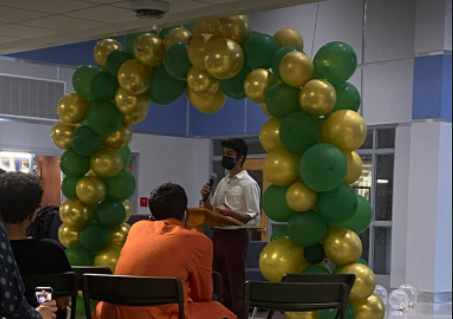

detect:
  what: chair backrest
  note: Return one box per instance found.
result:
[72,266,112,291]
[212,271,223,303]
[282,274,356,288]
[83,274,185,319]
[22,272,78,319]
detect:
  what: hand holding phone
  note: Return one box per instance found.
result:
[35,287,53,305]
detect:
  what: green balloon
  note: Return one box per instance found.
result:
[60,149,91,178]
[300,144,348,192]
[271,224,290,241]
[319,304,355,319]
[332,265,342,274]
[288,211,327,247]
[304,243,326,264]
[302,265,331,275]
[118,146,132,169]
[318,185,359,225]
[263,185,296,223]
[87,101,122,138]
[106,49,132,77]
[329,82,361,115]
[80,224,109,253]
[95,200,127,229]
[72,126,102,157]
[266,83,301,119]
[280,112,323,154]
[244,31,280,69]
[314,42,358,85]
[272,46,302,80]
[337,195,373,234]
[76,296,97,316]
[62,177,80,199]
[104,170,137,201]
[73,65,100,100]
[65,246,94,266]
[164,42,192,81]
[90,71,118,101]
[125,32,156,57]
[148,66,186,105]
[221,65,251,100]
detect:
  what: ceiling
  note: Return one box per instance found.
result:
[0,0,322,54]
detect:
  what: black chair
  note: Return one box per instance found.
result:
[22,272,78,319]
[72,266,112,291]
[212,271,223,303]
[82,274,185,319]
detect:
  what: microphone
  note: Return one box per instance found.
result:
[203,173,217,203]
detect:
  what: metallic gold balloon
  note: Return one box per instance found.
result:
[263,149,301,187]
[51,122,77,150]
[164,27,193,50]
[344,151,363,185]
[353,294,386,319]
[188,34,215,71]
[206,19,220,35]
[115,87,148,116]
[187,88,226,114]
[94,39,123,70]
[259,238,309,282]
[59,198,94,230]
[261,103,273,117]
[108,223,131,247]
[300,80,337,117]
[322,110,368,152]
[244,69,277,103]
[286,182,318,212]
[76,176,106,205]
[274,28,305,50]
[95,246,122,273]
[123,103,149,125]
[193,21,210,36]
[187,67,220,96]
[323,227,363,266]
[57,93,91,124]
[118,59,153,94]
[90,146,123,178]
[339,264,377,302]
[134,33,165,67]
[122,200,133,223]
[280,51,314,88]
[260,118,285,153]
[103,123,133,149]
[218,15,251,46]
[286,312,319,319]
[58,224,81,248]
[204,38,245,79]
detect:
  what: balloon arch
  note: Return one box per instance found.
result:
[51,15,385,319]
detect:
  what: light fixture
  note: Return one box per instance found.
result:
[0,151,32,159]
[377,179,389,184]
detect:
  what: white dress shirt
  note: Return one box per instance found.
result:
[211,170,261,229]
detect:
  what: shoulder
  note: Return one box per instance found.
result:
[240,173,259,187]
[182,229,213,250]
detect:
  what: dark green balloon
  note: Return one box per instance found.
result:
[60,149,90,178]
[125,32,156,57]
[271,224,290,241]
[71,126,102,157]
[301,265,331,275]
[73,65,100,100]
[244,31,280,69]
[280,112,323,154]
[314,42,358,85]
[266,83,301,119]
[263,185,296,223]
[80,224,109,253]
[87,101,122,138]
[305,243,326,264]
[62,177,81,199]
[221,65,251,100]
[319,304,355,319]
[164,42,192,81]
[65,246,94,266]
[76,296,97,316]
[148,66,186,105]
[318,185,359,225]
[90,71,118,101]
[106,49,132,77]
[337,195,373,234]
[95,200,127,229]
[104,170,136,201]
[288,211,327,247]
[118,146,132,169]
[329,82,361,115]
[272,46,303,80]
[300,144,348,192]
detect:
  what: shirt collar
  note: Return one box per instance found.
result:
[161,218,184,226]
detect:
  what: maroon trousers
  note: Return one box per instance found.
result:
[212,228,250,319]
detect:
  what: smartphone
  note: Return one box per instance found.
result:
[35,287,53,305]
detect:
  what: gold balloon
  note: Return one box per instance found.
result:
[193,21,210,36]
[339,264,377,302]
[206,19,220,35]
[90,147,123,178]
[300,80,337,117]
[261,103,273,118]
[260,118,285,153]
[187,67,220,96]
[76,176,106,205]
[344,151,363,185]
[286,182,318,212]
[263,149,301,187]
[123,103,149,125]
[204,38,244,79]
[164,27,193,50]
[187,88,226,114]
[59,198,94,230]
[134,33,165,68]
[103,123,133,149]
[94,39,123,70]
[218,15,251,46]
[122,200,133,223]
[244,69,277,103]
[323,227,363,266]
[57,93,91,124]
[51,122,77,150]
[322,110,368,152]
[259,238,309,282]
[280,51,314,88]
[188,34,215,71]
[286,312,318,319]
[118,59,153,94]
[274,28,305,50]
[353,294,386,319]
[115,87,148,116]
[108,223,131,247]
[58,224,81,248]
[95,246,122,273]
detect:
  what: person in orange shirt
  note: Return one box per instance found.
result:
[93,183,237,319]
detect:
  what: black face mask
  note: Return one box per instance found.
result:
[222,156,236,170]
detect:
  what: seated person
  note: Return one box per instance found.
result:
[93,183,237,319]
[0,172,72,319]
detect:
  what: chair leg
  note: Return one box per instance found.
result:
[266,310,275,319]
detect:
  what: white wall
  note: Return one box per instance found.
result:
[415,0,449,54]
[445,0,452,51]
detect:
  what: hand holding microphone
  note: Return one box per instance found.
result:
[201,174,217,203]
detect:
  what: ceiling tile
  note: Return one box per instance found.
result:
[0,6,49,23]
[0,0,97,14]
[0,35,20,44]
[171,1,210,13]
[21,15,106,31]
[0,25,59,39]
[64,6,136,23]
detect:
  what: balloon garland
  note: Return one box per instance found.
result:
[50,14,383,318]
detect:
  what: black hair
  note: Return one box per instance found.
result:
[222,138,248,165]
[0,172,44,224]
[148,183,188,221]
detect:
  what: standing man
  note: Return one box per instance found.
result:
[201,138,261,319]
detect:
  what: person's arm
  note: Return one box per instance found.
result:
[201,182,220,211]
[216,183,261,225]
[189,239,214,302]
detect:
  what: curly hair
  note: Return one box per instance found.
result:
[148,183,188,221]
